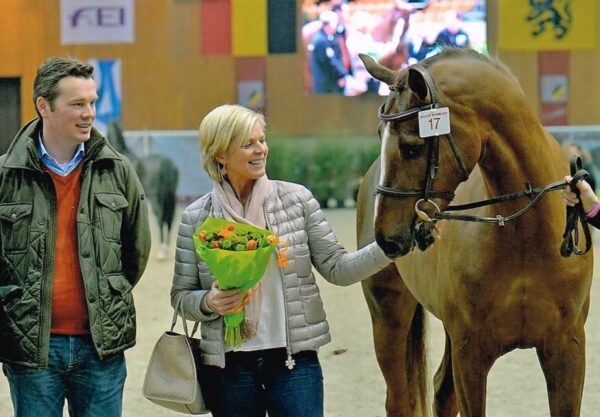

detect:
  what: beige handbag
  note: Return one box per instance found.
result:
[142,301,209,414]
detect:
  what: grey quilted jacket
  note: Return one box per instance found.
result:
[170,180,391,368]
[0,119,151,368]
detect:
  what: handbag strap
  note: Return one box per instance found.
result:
[171,297,200,337]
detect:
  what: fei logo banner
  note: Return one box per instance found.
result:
[61,0,134,45]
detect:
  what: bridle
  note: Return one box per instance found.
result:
[373,63,591,256]
[374,64,469,208]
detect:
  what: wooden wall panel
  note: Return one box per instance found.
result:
[0,0,45,120]
[570,38,600,125]
[1,0,599,136]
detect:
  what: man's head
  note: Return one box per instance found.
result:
[443,10,462,34]
[34,57,98,148]
[33,57,94,118]
[319,10,339,35]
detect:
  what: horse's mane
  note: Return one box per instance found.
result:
[421,48,522,90]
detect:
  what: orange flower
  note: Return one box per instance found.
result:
[218,228,235,238]
[276,246,289,268]
[196,220,277,253]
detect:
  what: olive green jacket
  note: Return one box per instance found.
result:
[0,119,151,368]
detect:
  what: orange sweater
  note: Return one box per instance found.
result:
[47,163,89,335]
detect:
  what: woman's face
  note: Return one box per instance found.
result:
[220,122,268,187]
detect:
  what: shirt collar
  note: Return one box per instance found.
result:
[38,132,85,159]
[37,132,85,176]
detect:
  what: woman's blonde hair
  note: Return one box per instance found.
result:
[198,104,266,182]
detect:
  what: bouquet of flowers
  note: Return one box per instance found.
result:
[193,217,287,347]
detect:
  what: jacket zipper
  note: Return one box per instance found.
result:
[39,171,57,367]
[265,214,295,370]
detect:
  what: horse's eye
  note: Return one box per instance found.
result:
[400,144,425,160]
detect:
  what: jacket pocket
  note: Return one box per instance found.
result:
[107,274,133,295]
[301,283,326,324]
[0,285,23,337]
[0,284,22,305]
[95,193,129,242]
[102,274,135,345]
[294,244,312,278]
[0,203,32,253]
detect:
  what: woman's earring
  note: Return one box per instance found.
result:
[219,163,227,178]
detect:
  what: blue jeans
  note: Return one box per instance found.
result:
[2,334,126,417]
[203,348,324,417]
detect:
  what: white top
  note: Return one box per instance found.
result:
[228,255,287,352]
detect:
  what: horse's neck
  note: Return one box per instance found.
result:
[477,127,565,229]
[483,125,562,187]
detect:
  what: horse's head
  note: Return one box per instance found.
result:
[360,51,482,257]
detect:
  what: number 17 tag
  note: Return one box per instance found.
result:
[418,107,451,138]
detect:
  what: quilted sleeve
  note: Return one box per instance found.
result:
[171,201,220,322]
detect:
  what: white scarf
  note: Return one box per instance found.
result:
[212,175,271,342]
[212,175,269,229]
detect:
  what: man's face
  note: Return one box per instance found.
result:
[37,76,98,147]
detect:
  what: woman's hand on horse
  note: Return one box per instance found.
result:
[563,175,598,213]
[205,281,244,316]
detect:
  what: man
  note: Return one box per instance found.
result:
[0,57,151,417]
[435,10,470,48]
[309,10,350,94]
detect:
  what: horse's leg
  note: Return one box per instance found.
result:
[536,325,586,417]
[362,264,428,417]
[433,331,459,417]
[449,336,495,417]
[157,222,168,261]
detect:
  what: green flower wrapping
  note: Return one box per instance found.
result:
[193,217,279,348]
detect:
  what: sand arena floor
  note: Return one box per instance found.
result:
[1,208,600,417]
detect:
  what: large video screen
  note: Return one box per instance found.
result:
[302,0,487,96]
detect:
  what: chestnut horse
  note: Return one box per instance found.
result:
[356,49,593,417]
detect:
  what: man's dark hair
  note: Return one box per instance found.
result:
[33,57,94,117]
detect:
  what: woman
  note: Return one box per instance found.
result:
[563,175,600,228]
[170,104,394,417]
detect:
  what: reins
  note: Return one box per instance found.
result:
[432,156,591,257]
[435,179,568,225]
[560,157,592,257]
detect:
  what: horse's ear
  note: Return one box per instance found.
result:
[359,53,395,85]
[408,68,430,102]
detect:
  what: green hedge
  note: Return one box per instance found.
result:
[267,136,380,207]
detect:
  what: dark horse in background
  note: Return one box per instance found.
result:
[106,121,179,260]
[356,49,593,416]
